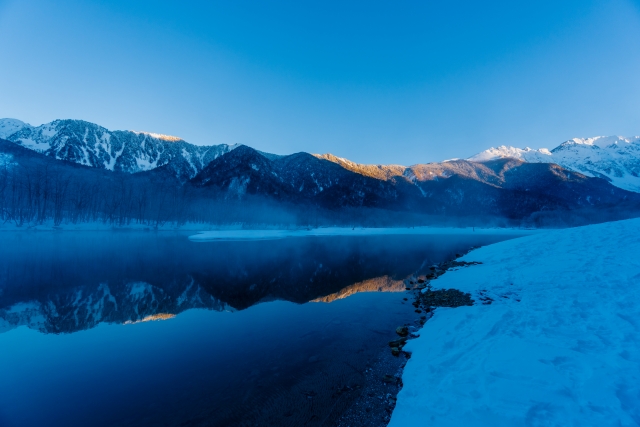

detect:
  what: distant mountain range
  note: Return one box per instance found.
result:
[2,118,639,192]
[469,136,640,192]
[1,117,639,224]
[191,144,637,218]
[0,118,235,181]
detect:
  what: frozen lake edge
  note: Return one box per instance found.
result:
[188,226,540,242]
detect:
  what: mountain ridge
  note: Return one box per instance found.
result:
[189,144,638,219]
[1,117,640,227]
[3,118,639,193]
[469,135,640,192]
[0,118,236,181]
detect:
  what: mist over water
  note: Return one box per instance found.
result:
[0,231,523,426]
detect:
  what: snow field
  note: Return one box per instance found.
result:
[390,218,640,427]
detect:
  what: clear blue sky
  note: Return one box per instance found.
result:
[1,0,639,164]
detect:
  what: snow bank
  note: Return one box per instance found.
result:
[189,227,534,242]
[390,218,640,426]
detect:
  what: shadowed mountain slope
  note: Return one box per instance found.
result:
[194,148,639,218]
[191,145,417,209]
[2,116,640,224]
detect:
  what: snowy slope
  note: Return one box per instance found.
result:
[470,136,640,192]
[390,218,640,426]
[0,119,29,139]
[0,118,236,179]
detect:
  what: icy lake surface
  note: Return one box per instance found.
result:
[0,231,524,427]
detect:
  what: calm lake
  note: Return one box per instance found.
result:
[0,231,523,427]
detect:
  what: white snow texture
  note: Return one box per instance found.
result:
[470,136,640,192]
[390,218,640,427]
[0,118,234,178]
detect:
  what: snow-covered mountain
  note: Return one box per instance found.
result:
[469,136,640,192]
[2,117,639,223]
[0,118,236,180]
[5,118,638,194]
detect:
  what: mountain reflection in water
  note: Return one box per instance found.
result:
[0,230,530,427]
[0,231,515,334]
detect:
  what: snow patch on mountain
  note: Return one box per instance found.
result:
[0,118,30,139]
[470,136,640,192]
[0,118,236,179]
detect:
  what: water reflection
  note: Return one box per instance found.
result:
[312,275,404,303]
[0,232,511,334]
[0,231,526,427]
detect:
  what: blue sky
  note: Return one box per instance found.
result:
[0,0,639,164]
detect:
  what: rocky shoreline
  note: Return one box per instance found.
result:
[335,251,479,427]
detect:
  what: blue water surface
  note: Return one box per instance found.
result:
[0,231,523,426]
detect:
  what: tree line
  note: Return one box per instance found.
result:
[2,154,639,229]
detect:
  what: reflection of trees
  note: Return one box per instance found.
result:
[0,234,478,334]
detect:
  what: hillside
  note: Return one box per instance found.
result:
[470,136,640,192]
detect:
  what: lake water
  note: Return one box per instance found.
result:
[0,231,523,427]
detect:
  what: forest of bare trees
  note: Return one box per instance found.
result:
[2,149,639,229]
[0,159,295,227]
[0,158,498,228]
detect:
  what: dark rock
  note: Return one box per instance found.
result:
[419,288,474,308]
[395,326,409,337]
[382,374,396,384]
[388,337,407,348]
